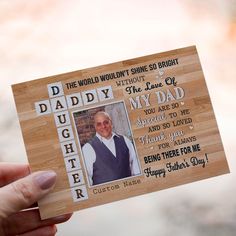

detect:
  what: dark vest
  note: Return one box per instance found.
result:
[89,135,131,185]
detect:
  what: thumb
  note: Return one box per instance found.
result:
[0,171,57,219]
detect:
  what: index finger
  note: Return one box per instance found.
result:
[0,163,30,187]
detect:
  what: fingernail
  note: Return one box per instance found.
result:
[34,171,57,190]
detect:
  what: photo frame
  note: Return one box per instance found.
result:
[72,101,142,187]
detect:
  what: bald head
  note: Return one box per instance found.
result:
[94,111,113,139]
[94,111,111,122]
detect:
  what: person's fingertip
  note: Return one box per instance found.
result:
[33,171,57,190]
[0,171,57,218]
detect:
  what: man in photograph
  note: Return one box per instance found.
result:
[82,111,140,186]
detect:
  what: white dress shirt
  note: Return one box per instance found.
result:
[82,132,141,185]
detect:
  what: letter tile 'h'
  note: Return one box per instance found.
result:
[34,82,88,202]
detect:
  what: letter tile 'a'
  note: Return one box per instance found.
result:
[50,96,67,113]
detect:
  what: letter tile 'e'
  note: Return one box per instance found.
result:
[71,185,88,202]
[68,169,85,187]
[47,82,64,98]
[35,100,52,116]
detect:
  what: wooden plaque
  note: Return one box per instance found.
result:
[12,46,229,219]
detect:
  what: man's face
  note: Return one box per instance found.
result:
[94,114,112,139]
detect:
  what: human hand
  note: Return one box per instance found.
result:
[0,163,72,236]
